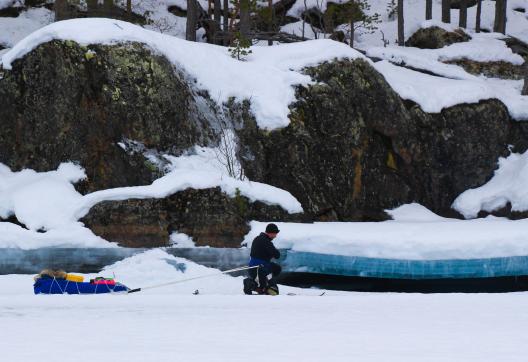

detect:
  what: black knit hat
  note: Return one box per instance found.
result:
[265,223,280,233]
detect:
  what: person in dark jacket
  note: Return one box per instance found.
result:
[244,223,282,294]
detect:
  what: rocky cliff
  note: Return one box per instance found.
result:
[1,39,526,247]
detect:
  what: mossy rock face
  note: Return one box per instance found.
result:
[0,40,215,193]
[238,59,527,221]
[445,59,525,80]
[82,187,302,248]
[406,26,471,49]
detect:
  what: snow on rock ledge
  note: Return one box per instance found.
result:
[0,146,302,244]
[245,207,528,260]
[453,150,528,219]
[1,18,363,130]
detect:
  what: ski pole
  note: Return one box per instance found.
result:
[127,265,259,293]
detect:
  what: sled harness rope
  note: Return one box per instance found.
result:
[127,265,260,294]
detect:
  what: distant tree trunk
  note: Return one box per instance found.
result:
[350,20,354,48]
[223,0,229,44]
[214,0,221,43]
[442,0,451,23]
[54,0,69,21]
[103,0,114,18]
[87,0,98,16]
[208,0,212,17]
[459,0,467,28]
[426,0,432,20]
[397,0,404,46]
[126,0,132,20]
[239,0,250,40]
[494,0,507,34]
[475,0,482,32]
[186,0,197,41]
[522,64,528,96]
[268,0,273,46]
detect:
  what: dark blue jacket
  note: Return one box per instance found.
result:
[250,232,280,263]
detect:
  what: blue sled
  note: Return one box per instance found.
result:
[34,277,129,294]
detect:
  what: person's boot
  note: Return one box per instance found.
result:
[243,278,255,295]
[266,285,279,295]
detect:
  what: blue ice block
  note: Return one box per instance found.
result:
[280,251,528,279]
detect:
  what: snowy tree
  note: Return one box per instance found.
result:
[342,0,380,48]
[442,0,451,23]
[228,31,252,60]
[459,0,467,28]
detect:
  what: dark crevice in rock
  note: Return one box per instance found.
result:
[0,6,23,17]
[1,215,28,229]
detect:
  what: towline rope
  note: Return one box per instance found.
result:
[127,265,259,294]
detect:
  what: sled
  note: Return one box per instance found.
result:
[34,276,129,295]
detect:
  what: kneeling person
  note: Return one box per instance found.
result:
[244,223,282,295]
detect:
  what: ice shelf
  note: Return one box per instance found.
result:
[2,248,528,280]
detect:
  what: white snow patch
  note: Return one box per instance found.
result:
[0,0,17,10]
[0,221,114,249]
[385,203,447,222]
[0,162,86,230]
[0,7,53,49]
[1,18,363,130]
[170,232,196,248]
[453,150,528,219]
[373,60,528,119]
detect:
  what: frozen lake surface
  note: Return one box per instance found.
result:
[1,250,527,361]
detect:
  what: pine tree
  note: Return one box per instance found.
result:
[344,0,380,48]
[228,32,253,60]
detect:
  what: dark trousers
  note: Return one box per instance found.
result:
[249,262,281,288]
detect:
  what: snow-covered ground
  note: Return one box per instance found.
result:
[1,250,527,362]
